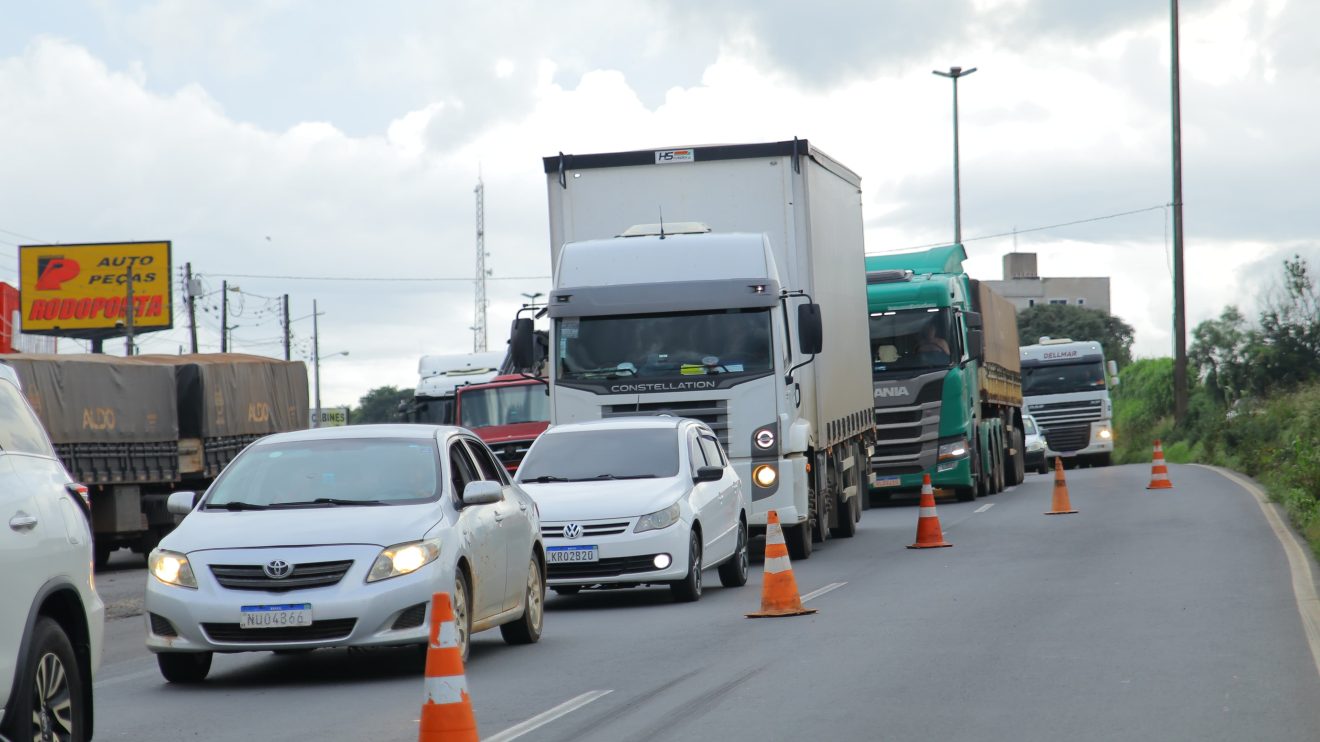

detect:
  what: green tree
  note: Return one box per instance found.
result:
[351,385,414,424]
[1016,304,1135,366]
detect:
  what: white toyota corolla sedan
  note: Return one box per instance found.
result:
[516,417,749,602]
[144,424,544,682]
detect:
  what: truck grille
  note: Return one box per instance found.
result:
[1043,425,1091,453]
[209,560,353,592]
[548,554,663,580]
[1029,400,1103,426]
[202,619,356,643]
[490,441,533,472]
[606,400,728,447]
[541,521,632,538]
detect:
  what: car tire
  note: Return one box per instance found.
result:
[453,568,473,663]
[552,586,581,596]
[670,530,703,602]
[718,521,750,588]
[2,617,87,742]
[500,555,545,646]
[157,651,212,683]
[785,522,813,560]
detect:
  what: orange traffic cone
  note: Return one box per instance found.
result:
[1146,440,1174,490]
[418,592,478,742]
[1046,457,1078,515]
[746,510,817,618]
[907,474,952,548]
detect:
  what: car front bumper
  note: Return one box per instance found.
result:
[144,544,450,654]
[541,517,691,588]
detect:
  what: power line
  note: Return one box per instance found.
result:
[871,204,1169,254]
[207,272,549,282]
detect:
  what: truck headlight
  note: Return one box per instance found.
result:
[635,502,681,533]
[367,538,441,583]
[1027,439,1047,452]
[1098,428,1113,440]
[752,465,778,488]
[938,438,969,461]
[149,549,197,589]
[754,427,776,450]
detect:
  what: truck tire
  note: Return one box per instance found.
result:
[786,522,813,560]
[1007,428,1026,486]
[831,491,858,538]
[811,478,831,544]
[1094,452,1113,467]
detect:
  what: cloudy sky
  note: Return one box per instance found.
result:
[2,0,1315,406]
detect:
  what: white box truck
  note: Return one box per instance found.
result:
[510,139,875,559]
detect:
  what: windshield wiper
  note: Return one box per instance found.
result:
[569,474,658,481]
[271,498,388,507]
[205,501,269,511]
[524,475,570,483]
[565,366,638,379]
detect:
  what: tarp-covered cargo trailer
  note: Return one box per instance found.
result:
[0,354,180,485]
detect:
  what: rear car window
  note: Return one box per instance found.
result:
[0,381,56,457]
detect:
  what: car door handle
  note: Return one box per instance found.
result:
[9,513,38,531]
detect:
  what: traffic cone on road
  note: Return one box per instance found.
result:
[418,593,478,742]
[907,474,953,548]
[746,510,817,618]
[1146,440,1174,490]
[1046,457,1078,515]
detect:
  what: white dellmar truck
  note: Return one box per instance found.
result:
[510,139,875,559]
[1019,338,1117,466]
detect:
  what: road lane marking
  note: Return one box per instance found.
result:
[800,582,846,603]
[1200,465,1320,679]
[94,667,159,688]
[974,503,994,513]
[484,689,613,742]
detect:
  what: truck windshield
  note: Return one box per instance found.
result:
[869,308,956,373]
[1023,362,1107,395]
[206,438,441,507]
[518,428,679,481]
[459,384,549,429]
[410,397,454,425]
[557,309,772,380]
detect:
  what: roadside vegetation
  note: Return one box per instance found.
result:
[1113,256,1320,557]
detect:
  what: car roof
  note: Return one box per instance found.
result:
[542,416,697,435]
[252,423,462,445]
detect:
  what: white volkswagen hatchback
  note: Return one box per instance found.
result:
[517,417,749,602]
[144,424,544,682]
[1,363,104,742]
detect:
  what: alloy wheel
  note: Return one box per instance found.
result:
[31,651,73,742]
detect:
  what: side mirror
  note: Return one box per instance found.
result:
[462,480,504,506]
[167,491,199,515]
[509,318,534,371]
[694,465,723,483]
[797,303,823,356]
[967,328,985,362]
[964,311,983,329]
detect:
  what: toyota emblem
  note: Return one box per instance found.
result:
[263,559,293,579]
[562,523,582,540]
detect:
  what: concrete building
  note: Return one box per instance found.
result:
[982,252,1111,313]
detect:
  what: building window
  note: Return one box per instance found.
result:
[1076,298,1086,306]
[1048,299,1067,306]
[1027,299,1035,307]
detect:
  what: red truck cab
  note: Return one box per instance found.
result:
[454,374,550,473]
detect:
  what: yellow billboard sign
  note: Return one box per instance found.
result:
[19,241,173,337]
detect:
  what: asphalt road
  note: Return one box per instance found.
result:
[90,464,1320,741]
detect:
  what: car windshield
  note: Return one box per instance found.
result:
[205,437,441,508]
[870,308,956,373]
[557,309,772,380]
[1023,361,1107,396]
[459,383,549,429]
[518,428,679,482]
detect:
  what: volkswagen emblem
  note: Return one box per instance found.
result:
[562,523,582,540]
[263,559,293,579]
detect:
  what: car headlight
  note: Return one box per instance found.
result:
[635,502,681,533]
[148,549,197,589]
[938,438,969,461]
[367,538,441,583]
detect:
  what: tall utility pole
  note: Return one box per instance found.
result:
[933,66,977,245]
[185,262,198,353]
[282,294,291,361]
[312,299,321,428]
[220,279,229,353]
[124,264,135,356]
[473,176,488,352]
[1170,0,1188,424]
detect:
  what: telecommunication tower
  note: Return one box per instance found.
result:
[473,176,488,352]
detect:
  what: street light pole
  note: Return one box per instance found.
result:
[933,66,977,245]
[312,299,321,428]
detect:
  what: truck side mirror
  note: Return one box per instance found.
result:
[509,318,534,371]
[967,328,985,361]
[1107,359,1120,387]
[797,303,823,356]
